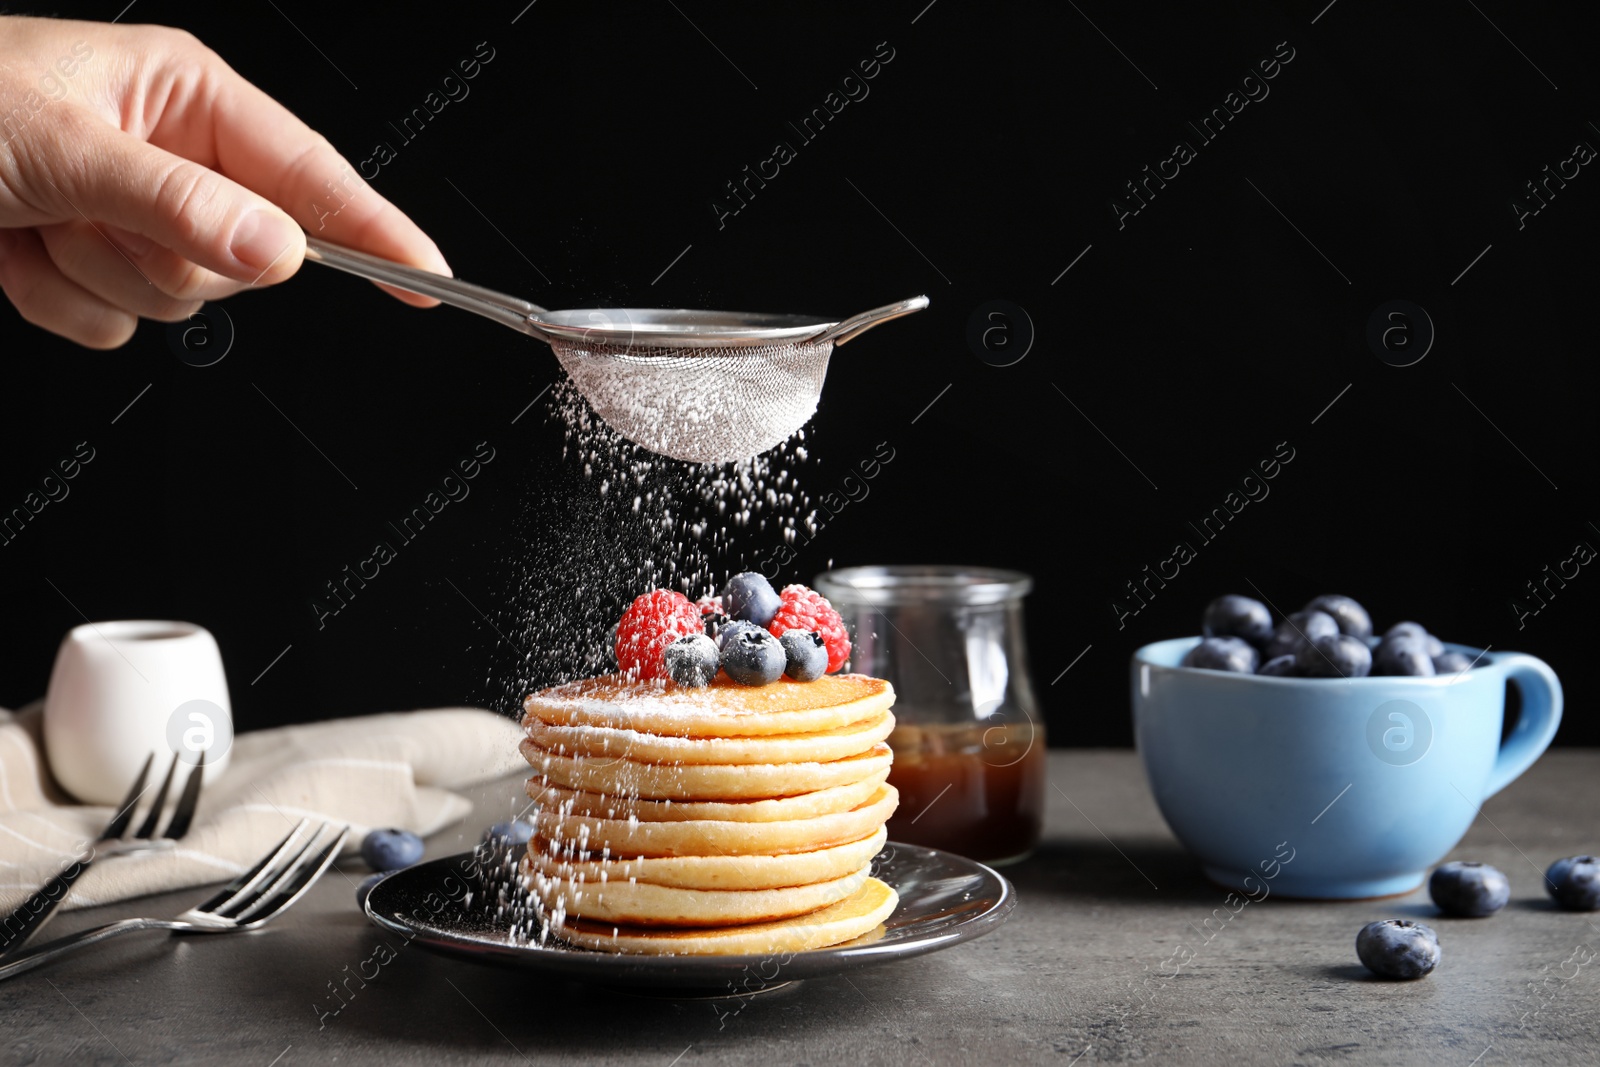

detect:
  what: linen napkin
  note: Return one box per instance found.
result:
[0,703,525,914]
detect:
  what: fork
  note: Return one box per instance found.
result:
[0,819,349,982]
[0,750,206,958]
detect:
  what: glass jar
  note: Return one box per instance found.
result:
[814,566,1045,865]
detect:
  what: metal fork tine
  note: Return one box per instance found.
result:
[0,755,156,959]
[102,754,154,841]
[215,826,336,922]
[231,825,350,925]
[159,750,206,840]
[0,821,346,980]
[207,822,332,920]
[190,819,311,916]
[132,756,179,840]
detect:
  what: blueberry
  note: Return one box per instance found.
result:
[1201,595,1273,647]
[1433,651,1479,674]
[357,872,384,911]
[1545,855,1600,911]
[1257,654,1299,676]
[716,618,762,650]
[721,628,785,686]
[1429,861,1510,917]
[664,633,720,687]
[1265,610,1340,661]
[1385,622,1444,658]
[485,819,535,848]
[1356,919,1441,979]
[779,630,828,681]
[1305,595,1373,640]
[723,572,782,626]
[1373,637,1437,677]
[361,828,424,872]
[1295,633,1373,678]
[1180,636,1259,673]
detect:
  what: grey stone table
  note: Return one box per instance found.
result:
[4,751,1597,1066]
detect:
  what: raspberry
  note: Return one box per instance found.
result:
[615,589,704,680]
[695,595,724,617]
[768,585,850,674]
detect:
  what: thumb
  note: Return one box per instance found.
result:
[45,111,305,286]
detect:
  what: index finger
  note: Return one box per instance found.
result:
[173,48,452,305]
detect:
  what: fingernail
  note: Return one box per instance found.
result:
[229,210,300,276]
[105,225,153,257]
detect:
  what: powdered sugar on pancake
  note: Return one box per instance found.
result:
[523,673,894,738]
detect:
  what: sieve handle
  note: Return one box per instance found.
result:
[302,236,552,338]
[818,295,930,346]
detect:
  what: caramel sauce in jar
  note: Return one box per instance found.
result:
[815,566,1046,867]
[885,720,1046,865]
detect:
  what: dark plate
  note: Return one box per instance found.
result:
[364,842,1015,993]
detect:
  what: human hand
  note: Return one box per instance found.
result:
[0,16,449,349]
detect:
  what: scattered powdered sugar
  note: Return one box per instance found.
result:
[530,677,816,720]
[487,379,816,713]
[472,376,826,950]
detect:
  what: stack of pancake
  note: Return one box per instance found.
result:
[519,672,899,955]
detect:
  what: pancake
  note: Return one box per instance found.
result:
[530,860,870,927]
[525,826,889,891]
[520,663,901,956]
[533,784,898,858]
[553,877,898,955]
[523,673,895,738]
[527,773,889,823]
[522,708,895,766]
[521,737,894,801]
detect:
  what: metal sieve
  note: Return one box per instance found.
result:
[303,238,928,464]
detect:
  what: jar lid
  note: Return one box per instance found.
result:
[814,566,1033,607]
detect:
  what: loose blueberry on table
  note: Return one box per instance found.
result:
[1545,855,1600,911]
[1356,919,1441,979]
[361,828,424,872]
[1429,861,1510,917]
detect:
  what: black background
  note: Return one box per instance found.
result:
[2,1,1595,745]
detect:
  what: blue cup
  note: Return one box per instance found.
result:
[1132,638,1562,899]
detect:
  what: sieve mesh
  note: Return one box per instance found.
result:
[550,339,835,465]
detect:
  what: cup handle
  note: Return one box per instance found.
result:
[1483,653,1563,799]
